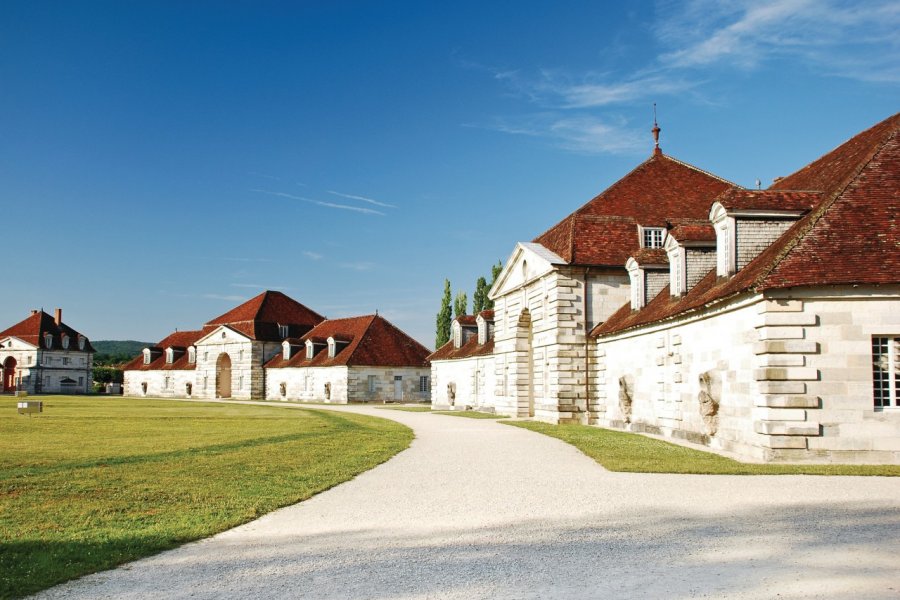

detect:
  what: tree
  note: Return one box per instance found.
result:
[454,291,468,318]
[484,260,503,310]
[472,276,488,313]
[435,279,452,348]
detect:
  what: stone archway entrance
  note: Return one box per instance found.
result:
[2,357,17,392]
[216,353,232,398]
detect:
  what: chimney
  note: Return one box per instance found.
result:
[30,309,38,316]
[54,308,62,325]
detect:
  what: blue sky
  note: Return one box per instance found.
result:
[1,1,898,348]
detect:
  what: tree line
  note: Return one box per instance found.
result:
[435,261,502,347]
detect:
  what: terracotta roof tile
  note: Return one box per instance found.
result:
[716,188,822,212]
[533,153,732,266]
[631,248,669,265]
[477,310,495,320]
[266,315,430,369]
[455,315,477,326]
[0,310,94,352]
[204,290,325,341]
[122,330,204,371]
[669,223,716,243]
[427,337,495,362]
[594,112,900,337]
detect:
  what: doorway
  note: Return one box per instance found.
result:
[393,376,403,401]
[216,353,232,398]
[2,357,17,392]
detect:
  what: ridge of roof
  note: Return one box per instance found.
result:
[0,310,95,352]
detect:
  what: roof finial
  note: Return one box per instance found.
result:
[652,103,661,155]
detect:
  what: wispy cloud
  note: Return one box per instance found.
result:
[250,189,385,216]
[302,251,323,260]
[469,113,644,155]
[202,293,246,302]
[248,171,280,181]
[339,261,376,271]
[327,190,396,209]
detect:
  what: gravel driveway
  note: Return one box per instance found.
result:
[32,403,900,600]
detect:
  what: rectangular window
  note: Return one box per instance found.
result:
[642,227,665,248]
[279,325,289,338]
[78,377,84,386]
[419,376,430,393]
[873,336,900,408]
[367,375,376,393]
[63,357,70,365]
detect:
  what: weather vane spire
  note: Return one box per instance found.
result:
[652,103,662,155]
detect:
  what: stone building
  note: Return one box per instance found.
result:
[124,290,325,399]
[0,308,94,394]
[265,314,431,404]
[592,113,900,463]
[429,311,496,410]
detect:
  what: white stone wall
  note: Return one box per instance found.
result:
[594,286,900,464]
[265,366,431,404]
[0,343,93,394]
[123,369,197,399]
[431,355,496,410]
[192,327,282,400]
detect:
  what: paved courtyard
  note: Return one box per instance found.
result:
[34,403,900,599]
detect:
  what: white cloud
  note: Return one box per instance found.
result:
[302,251,323,260]
[249,189,385,216]
[472,113,644,155]
[327,190,397,209]
[339,261,376,271]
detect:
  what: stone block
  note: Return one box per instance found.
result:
[752,407,807,421]
[758,354,805,367]
[758,381,806,394]
[753,367,819,381]
[656,336,665,348]
[755,313,817,327]
[758,435,808,449]
[673,372,682,383]
[754,395,820,408]
[672,334,681,346]
[755,420,820,436]
[672,353,682,364]
[757,299,803,314]
[655,356,664,366]
[754,340,818,354]
[757,326,805,340]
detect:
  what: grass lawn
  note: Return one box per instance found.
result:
[505,421,900,476]
[433,410,503,419]
[375,406,432,412]
[0,396,412,598]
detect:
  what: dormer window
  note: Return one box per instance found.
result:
[327,338,336,358]
[641,227,666,249]
[143,348,151,365]
[165,348,174,363]
[283,341,291,360]
[452,322,462,348]
[305,340,314,359]
[78,336,86,350]
[278,324,289,339]
[62,335,70,349]
[188,347,196,364]
[44,334,53,349]
[626,258,644,310]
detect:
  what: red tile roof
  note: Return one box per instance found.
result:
[427,337,495,362]
[715,189,822,212]
[631,248,669,265]
[203,290,325,341]
[669,223,716,243]
[477,310,495,320]
[0,310,94,352]
[533,153,733,265]
[594,112,900,337]
[455,315,477,326]
[122,330,204,371]
[266,315,430,369]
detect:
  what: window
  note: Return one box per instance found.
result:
[78,337,86,350]
[164,376,171,390]
[642,227,665,248]
[873,336,900,408]
[78,377,84,386]
[143,349,151,365]
[239,375,244,390]
[188,347,196,364]
[278,324,289,339]
[62,336,69,349]
[203,352,209,362]
[368,375,376,393]
[306,342,314,359]
[62,357,70,365]
[165,348,174,364]
[44,335,53,349]
[280,382,287,397]
[203,376,208,390]
[328,339,336,358]
[27,356,32,366]
[419,376,430,393]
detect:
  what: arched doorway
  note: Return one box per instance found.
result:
[2,357,17,392]
[216,353,232,398]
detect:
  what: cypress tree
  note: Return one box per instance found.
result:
[473,277,488,313]
[454,291,468,318]
[435,279,452,347]
[485,260,503,310]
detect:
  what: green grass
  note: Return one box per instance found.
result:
[0,396,413,599]
[504,421,900,476]
[433,410,503,419]
[375,406,433,412]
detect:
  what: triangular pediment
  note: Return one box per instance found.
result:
[194,324,253,346]
[488,242,566,300]
[0,336,37,351]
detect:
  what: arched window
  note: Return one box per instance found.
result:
[62,335,69,349]
[188,347,196,364]
[44,334,53,349]
[165,348,174,364]
[143,348,151,365]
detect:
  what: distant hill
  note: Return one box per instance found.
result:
[92,340,152,366]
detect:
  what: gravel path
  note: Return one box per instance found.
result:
[33,404,900,600]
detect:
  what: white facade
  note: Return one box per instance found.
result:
[265,366,431,404]
[0,337,93,394]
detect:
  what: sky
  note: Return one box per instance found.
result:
[1,0,898,349]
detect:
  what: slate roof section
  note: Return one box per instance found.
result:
[533,153,733,266]
[266,315,430,369]
[594,112,900,337]
[203,290,325,341]
[0,310,95,352]
[122,330,204,371]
